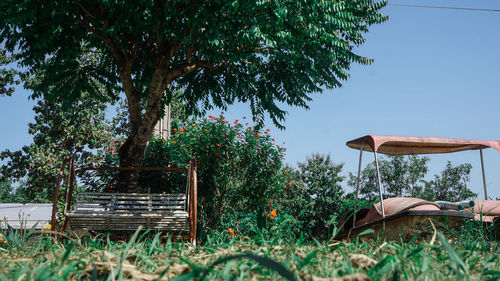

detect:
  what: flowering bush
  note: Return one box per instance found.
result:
[85,114,287,237]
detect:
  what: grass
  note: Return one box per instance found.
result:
[0,223,499,281]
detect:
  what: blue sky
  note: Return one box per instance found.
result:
[1,0,499,199]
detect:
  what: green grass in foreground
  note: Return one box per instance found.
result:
[0,227,499,281]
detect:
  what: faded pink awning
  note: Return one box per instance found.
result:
[346,135,500,155]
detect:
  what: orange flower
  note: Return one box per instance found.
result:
[256,133,261,137]
[180,128,185,133]
[234,120,239,125]
[288,182,292,187]
[268,199,273,206]
[173,128,177,132]
[269,209,277,219]
[204,129,208,132]
[216,143,221,147]
[257,147,261,150]
[266,129,270,132]
[227,228,235,236]
[192,124,197,127]
[283,185,287,189]
[214,151,219,157]
[172,141,176,144]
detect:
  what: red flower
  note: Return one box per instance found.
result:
[214,151,219,157]
[266,129,270,132]
[256,134,261,137]
[217,143,221,147]
[272,138,275,142]
[234,120,239,125]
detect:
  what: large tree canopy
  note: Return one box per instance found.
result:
[0,0,387,191]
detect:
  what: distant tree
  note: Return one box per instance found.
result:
[0,176,27,203]
[0,176,14,202]
[348,155,429,200]
[0,92,113,202]
[0,0,387,192]
[420,162,476,202]
[381,155,429,197]
[347,161,380,202]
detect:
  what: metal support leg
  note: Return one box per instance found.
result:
[353,146,363,225]
[480,149,488,200]
[374,151,385,218]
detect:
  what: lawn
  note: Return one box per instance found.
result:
[0,227,499,281]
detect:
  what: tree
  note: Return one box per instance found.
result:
[280,154,344,238]
[347,161,380,201]
[0,92,113,202]
[348,155,429,200]
[420,162,477,202]
[0,0,387,192]
[0,47,21,96]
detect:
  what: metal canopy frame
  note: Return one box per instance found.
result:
[349,135,499,219]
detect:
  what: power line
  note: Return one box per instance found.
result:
[388,3,500,12]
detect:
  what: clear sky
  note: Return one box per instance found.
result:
[1,0,499,199]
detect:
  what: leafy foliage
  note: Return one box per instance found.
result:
[0,93,113,202]
[83,115,286,236]
[348,156,476,202]
[278,154,345,239]
[420,162,477,202]
[0,47,21,96]
[0,0,388,191]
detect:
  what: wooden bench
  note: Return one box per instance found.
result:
[52,159,197,243]
[66,192,189,231]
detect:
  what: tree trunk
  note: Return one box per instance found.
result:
[116,82,166,192]
[117,136,148,193]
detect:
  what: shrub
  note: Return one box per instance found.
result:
[83,114,287,238]
[277,154,345,240]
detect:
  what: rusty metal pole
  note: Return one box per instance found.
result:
[189,159,198,246]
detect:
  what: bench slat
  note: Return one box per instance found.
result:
[68,192,190,232]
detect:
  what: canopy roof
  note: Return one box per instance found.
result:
[346,135,500,155]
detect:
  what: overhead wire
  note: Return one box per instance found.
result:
[388,3,500,12]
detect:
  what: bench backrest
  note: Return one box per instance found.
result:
[74,192,187,214]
